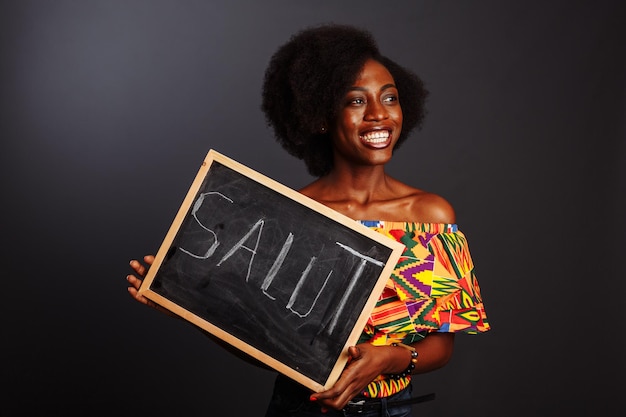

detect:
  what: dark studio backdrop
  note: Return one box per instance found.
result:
[2,1,624,416]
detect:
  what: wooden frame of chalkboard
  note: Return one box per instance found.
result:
[138,149,405,392]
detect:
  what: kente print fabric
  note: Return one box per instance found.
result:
[356,221,490,398]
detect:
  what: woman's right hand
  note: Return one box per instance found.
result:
[127,255,175,317]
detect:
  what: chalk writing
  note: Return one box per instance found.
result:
[179,191,232,259]
[179,191,385,322]
[262,232,294,300]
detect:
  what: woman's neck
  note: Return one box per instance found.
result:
[299,167,424,221]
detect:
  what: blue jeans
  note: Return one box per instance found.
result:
[264,375,414,417]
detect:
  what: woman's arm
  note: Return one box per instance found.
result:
[311,332,455,411]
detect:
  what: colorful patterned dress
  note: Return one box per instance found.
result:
[356,221,490,398]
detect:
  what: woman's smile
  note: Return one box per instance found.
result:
[360,128,392,148]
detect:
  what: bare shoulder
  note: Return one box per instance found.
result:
[410,191,456,224]
[384,176,456,223]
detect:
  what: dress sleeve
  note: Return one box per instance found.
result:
[390,225,490,335]
[360,222,490,346]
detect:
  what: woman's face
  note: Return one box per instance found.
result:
[330,58,403,168]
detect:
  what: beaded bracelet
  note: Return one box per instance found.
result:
[386,342,418,379]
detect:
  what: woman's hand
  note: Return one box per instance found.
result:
[126,255,175,317]
[310,333,455,411]
[310,343,394,410]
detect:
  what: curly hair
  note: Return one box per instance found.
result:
[261,24,428,177]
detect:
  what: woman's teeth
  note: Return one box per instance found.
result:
[361,130,390,143]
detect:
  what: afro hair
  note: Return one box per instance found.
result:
[261,24,428,177]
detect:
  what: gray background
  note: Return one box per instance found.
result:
[2,1,624,416]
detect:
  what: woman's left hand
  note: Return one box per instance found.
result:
[310,332,455,411]
[310,343,391,411]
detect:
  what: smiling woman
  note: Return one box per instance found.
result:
[331,59,403,168]
[127,23,490,417]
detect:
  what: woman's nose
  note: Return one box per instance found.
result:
[364,100,388,121]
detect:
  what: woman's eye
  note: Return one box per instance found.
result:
[383,95,398,103]
[349,98,365,105]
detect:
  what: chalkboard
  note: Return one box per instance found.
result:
[138,149,405,392]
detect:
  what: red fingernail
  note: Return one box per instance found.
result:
[309,395,317,401]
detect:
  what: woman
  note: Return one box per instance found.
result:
[127,24,489,416]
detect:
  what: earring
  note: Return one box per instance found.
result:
[321,126,326,133]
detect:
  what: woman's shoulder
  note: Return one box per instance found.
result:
[388,175,455,224]
[406,190,456,224]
